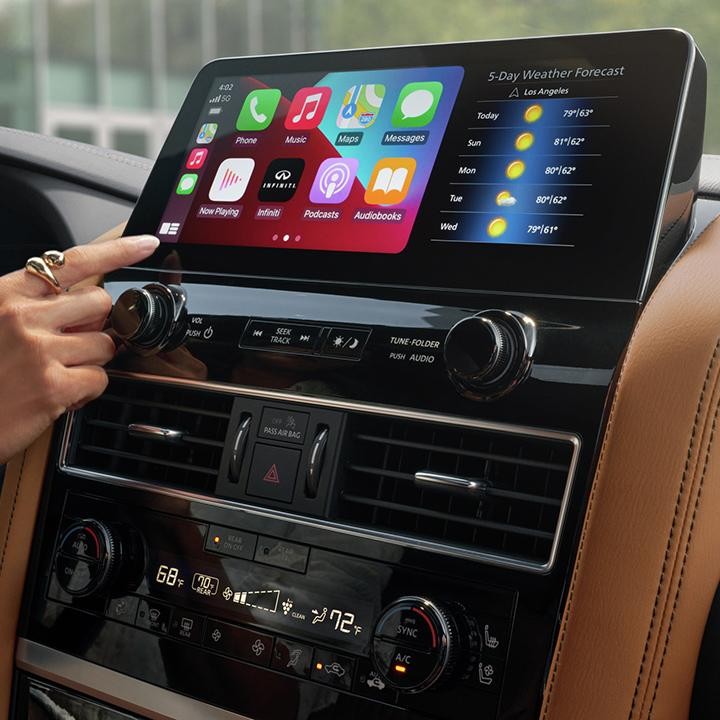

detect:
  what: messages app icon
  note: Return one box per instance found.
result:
[391,81,443,127]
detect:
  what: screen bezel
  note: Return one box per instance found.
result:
[125,29,694,301]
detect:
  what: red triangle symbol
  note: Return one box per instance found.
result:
[263,464,280,484]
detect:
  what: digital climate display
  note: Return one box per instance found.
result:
[149,552,376,654]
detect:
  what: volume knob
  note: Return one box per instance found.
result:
[110,283,188,356]
[444,310,535,401]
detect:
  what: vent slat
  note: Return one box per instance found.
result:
[347,464,560,507]
[85,419,224,449]
[77,444,218,476]
[354,433,568,471]
[334,415,576,566]
[341,493,555,540]
[70,378,232,493]
[99,393,231,419]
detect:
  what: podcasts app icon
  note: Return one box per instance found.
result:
[309,158,359,204]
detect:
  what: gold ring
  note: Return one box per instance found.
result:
[25,250,65,294]
[42,249,66,269]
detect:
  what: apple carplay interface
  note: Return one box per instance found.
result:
[129,32,693,299]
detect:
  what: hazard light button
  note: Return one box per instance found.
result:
[246,443,301,503]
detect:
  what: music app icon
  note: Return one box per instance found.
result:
[186,148,208,170]
[285,87,332,130]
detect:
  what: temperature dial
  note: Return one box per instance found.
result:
[444,310,536,401]
[54,520,119,597]
[54,519,143,598]
[370,596,478,693]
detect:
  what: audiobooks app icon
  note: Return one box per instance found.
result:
[209,158,255,201]
[364,158,416,205]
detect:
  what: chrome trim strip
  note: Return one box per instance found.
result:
[128,423,185,442]
[58,370,582,574]
[16,639,253,720]
[414,471,486,495]
[639,31,697,301]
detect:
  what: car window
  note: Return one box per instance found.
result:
[0,0,716,157]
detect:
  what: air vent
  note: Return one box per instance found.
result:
[332,415,578,570]
[67,377,233,493]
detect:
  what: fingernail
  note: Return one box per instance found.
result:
[130,235,160,252]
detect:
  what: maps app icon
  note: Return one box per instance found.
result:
[337,84,385,129]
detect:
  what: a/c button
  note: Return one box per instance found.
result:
[246,443,300,503]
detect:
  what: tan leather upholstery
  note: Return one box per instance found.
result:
[542,214,720,719]
[0,429,52,717]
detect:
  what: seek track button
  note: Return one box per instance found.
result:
[241,320,321,354]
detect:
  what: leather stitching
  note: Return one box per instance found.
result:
[540,302,650,718]
[647,376,720,717]
[0,127,153,171]
[629,338,720,719]
[0,449,28,577]
[542,213,720,719]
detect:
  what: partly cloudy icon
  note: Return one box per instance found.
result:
[496,190,517,207]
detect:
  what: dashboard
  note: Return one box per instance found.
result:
[11,28,711,720]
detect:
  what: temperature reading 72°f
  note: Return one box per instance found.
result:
[330,609,356,634]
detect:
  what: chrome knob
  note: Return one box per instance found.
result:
[111,282,188,356]
[444,310,536,400]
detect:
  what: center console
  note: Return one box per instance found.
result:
[15,29,706,720]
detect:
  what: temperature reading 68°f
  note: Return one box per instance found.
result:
[563,108,594,118]
[545,165,577,176]
[536,194,568,206]
[528,224,560,235]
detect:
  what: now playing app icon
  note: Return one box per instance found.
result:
[259,158,305,202]
[209,158,255,202]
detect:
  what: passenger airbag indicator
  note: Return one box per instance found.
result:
[259,407,309,444]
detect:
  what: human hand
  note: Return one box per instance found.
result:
[0,234,159,462]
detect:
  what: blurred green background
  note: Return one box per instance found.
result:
[0,0,715,157]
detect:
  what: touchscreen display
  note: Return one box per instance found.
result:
[157,67,464,254]
[129,31,696,299]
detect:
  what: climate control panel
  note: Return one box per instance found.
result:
[42,493,514,718]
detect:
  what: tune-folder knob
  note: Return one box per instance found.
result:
[443,310,536,400]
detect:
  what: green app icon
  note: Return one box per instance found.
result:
[236,88,282,131]
[391,81,444,127]
[176,173,198,195]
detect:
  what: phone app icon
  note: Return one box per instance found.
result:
[364,158,416,205]
[391,82,444,127]
[285,87,332,130]
[186,147,208,170]
[309,157,359,204]
[236,88,282,131]
[209,158,255,202]
[196,123,218,144]
[337,84,386,129]
[176,173,198,195]
[259,158,305,202]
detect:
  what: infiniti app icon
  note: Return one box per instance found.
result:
[259,158,305,202]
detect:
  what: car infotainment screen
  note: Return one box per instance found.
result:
[126,30,698,299]
[158,67,464,255]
